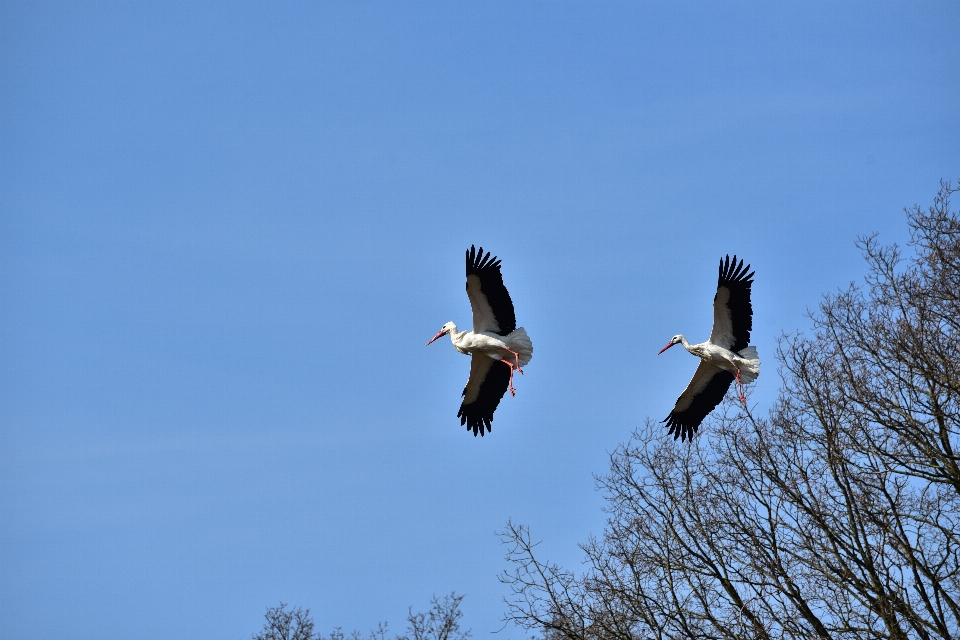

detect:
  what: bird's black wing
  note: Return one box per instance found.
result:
[458,355,511,436]
[709,255,754,353]
[465,245,516,336]
[663,362,734,442]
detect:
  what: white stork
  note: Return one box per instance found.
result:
[657,255,760,441]
[427,245,533,437]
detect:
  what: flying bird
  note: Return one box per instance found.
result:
[657,255,761,441]
[427,246,533,436]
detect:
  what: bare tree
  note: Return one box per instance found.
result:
[254,603,316,640]
[252,594,470,640]
[398,593,472,640]
[500,182,960,640]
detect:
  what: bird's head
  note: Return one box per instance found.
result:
[426,322,457,346]
[658,334,684,355]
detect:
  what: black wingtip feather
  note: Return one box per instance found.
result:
[719,254,754,286]
[467,245,505,272]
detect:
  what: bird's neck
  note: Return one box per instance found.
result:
[678,336,694,351]
[682,338,709,358]
[447,325,463,345]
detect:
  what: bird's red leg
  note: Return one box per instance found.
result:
[504,348,524,374]
[501,360,517,396]
[735,369,746,404]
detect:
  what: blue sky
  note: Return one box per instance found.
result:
[1,2,958,638]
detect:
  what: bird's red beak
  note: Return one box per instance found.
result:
[426,331,445,346]
[658,341,676,355]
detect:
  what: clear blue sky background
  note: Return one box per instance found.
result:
[2,2,958,638]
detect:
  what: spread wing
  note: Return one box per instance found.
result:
[709,255,754,352]
[663,362,734,442]
[458,354,510,436]
[465,245,516,336]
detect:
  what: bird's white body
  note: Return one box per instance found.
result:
[673,335,760,383]
[443,323,534,367]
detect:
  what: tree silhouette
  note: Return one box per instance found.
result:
[251,593,470,640]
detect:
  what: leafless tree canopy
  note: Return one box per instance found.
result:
[500,182,960,640]
[397,593,471,640]
[251,594,470,640]
[254,603,316,640]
